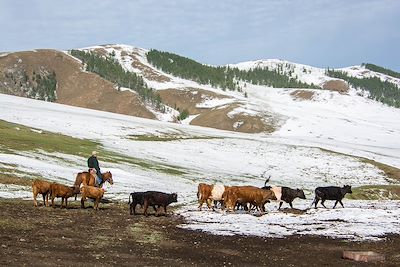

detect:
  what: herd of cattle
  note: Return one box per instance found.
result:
[32,170,353,216]
[196,180,353,212]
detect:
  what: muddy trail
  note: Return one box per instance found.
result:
[0,199,399,266]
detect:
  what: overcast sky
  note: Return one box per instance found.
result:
[1,0,399,71]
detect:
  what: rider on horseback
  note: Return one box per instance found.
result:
[88,151,102,186]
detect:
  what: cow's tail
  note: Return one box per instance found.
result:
[264,175,271,186]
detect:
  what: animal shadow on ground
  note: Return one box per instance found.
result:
[281,208,308,215]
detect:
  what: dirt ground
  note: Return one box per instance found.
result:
[0,199,399,267]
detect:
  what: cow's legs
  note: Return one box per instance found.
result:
[339,200,344,208]
[130,203,135,215]
[81,197,85,208]
[143,200,149,216]
[51,196,55,208]
[33,191,38,207]
[314,198,319,208]
[206,199,212,209]
[289,202,293,209]
[41,194,46,206]
[65,198,68,209]
[94,199,99,210]
[321,199,327,208]
[278,201,283,210]
[45,193,49,207]
[198,199,204,210]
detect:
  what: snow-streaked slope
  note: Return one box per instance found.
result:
[341,65,400,86]
[0,93,399,240]
[229,59,333,87]
[74,45,400,148]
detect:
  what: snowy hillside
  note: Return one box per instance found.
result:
[1,93,400,240]
[85,45,400,168]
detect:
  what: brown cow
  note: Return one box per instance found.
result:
[223,186,276,213]
[32,179,52,207]
[80,186,105,210]
[197,183,213,210]
[50,183,80,208]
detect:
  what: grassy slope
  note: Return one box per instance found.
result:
[318,148,400,200]
[0,120,187,182]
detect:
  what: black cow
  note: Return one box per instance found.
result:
[142,191,178,216]
[312,185,352,209]
[279,187,306,209]
[129,192,158,215]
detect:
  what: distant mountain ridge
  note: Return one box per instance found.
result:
[1,44,399,133]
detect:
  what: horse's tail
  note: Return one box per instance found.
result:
[74,173,81,200]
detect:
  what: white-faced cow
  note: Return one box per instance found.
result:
[312,185,352,209]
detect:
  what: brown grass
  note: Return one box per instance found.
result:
[191,104,275,133]
[361,159,400,182]
[0,172,33,186]
[322,80,349,93]
[158,88,230,115]
[290,90,315,101]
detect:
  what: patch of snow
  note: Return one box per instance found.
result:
[179,200,400,241]
[196,97,236,109]
[227,105,260,118]
[0,184,31,199]
[180,114,200,125]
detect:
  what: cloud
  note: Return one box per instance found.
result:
[0,0,399,70]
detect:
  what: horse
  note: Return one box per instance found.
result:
[74,170,113,199]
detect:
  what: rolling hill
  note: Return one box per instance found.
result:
[2,44,399,135]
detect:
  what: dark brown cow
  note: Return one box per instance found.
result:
[129,192,160,215]
[142,191,178,216]
[50,183,80,208]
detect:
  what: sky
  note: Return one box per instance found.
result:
[1,0,399,71]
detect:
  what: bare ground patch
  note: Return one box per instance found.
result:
[191,104,276,133]
[0,199,399,266]
[158,88,231,115]
[323,80,349,93]
[290,90,315,101]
